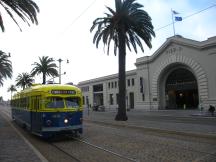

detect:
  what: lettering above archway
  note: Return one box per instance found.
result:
[165,45,183,55]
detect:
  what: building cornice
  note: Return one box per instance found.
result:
[135,36,216,66]
[78,69,137,86]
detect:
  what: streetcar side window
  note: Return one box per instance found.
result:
[46,97,64,108]
[32,96,41,110]
[65,97,80,108]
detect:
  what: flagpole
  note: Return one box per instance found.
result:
[171,9,176,36]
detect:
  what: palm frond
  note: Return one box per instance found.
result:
[31,56,58,84]
[0,0,39,32]
[15,72,33,89]
[90,0,155,55]
[0,50,12,86]
[0,12,5,31]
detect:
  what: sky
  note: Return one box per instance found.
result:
[0,0,216,100]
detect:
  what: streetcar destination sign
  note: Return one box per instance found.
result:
[51,90,76,95]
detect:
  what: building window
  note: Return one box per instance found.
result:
[108,82,110,89]
[115,81,117,88]
[83,96,85,105]
[81,86,89,92]
[111,82,114,88]
[140,77,144,93]
[132,78,135,86]
[127,79,130,87]
[86,96,89,106]
[142,94,145,101]
[116,93,119,105]
[110,94,113,105]
[93,84,103,92]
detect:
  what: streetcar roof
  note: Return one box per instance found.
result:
[12,84,81,99]
[27,84,80,92]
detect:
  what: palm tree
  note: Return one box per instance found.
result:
[31,56,58,84]
[16,72,34,90]
[7,84,17,99]
[0,0,39,32]
[0,51,12,86]
[90,0,155,121]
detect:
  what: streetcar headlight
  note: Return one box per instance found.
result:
[64,118,69,124]
[46,120,52,126]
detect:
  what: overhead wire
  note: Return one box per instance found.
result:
[57,2,215,37]
[155,4,216,32]
[45,0,98,54]
[59,0,97,36]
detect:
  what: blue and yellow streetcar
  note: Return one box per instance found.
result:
[11,84,83,138]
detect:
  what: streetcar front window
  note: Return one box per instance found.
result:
[46,97,64,108]
[65,97,80,108]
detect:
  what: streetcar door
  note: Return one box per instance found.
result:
[31,96,42,134]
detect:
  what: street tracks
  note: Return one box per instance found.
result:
[49,136,139,162]
[0,106,138,162]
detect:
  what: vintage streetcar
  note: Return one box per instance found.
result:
[11,84,83,138]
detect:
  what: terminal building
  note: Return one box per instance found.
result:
[78,36,216,111]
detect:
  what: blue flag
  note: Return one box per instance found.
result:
[172,10,179,14]
[175,16,182,21]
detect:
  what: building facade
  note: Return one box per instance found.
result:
[78,36,216,111]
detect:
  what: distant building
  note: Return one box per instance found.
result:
[78,36,216,111]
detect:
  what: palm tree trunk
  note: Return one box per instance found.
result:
[42,73,46,84]
[115,28,128,121]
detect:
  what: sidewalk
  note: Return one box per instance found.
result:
[0,107,47,162]
[84,109,216,139]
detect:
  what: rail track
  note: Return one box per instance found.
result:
[1,105,216,162]
[49,136,139,162]
[0,106,139,162]
[49,142,82,162]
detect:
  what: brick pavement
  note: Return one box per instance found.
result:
[0,107,48,162]
[1,105,215,162]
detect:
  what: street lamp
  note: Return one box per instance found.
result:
[57,58,63,84]
[57,58,69,84]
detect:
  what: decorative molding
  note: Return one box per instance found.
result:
[152,55,208,104]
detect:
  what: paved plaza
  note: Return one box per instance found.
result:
[1,104,216,162]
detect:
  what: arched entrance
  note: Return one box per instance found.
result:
[165,68,199,109]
